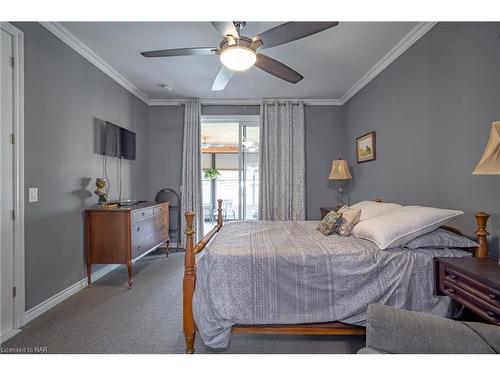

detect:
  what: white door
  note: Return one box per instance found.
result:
[0,28,15,339]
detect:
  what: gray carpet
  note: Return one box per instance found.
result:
[1,252,365,354]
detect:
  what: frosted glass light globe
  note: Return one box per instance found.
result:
[220,46,256,71]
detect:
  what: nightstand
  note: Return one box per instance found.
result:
[320,206,340,219]
[434,257,500,325]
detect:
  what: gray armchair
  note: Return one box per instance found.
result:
[358,304,500,354]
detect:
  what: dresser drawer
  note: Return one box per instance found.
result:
[132,233,154,259]
[443,279,500,324]
[132,208,154,221]
[153,204,169,216]
[443,265,500,308]
[132,229,168,260]
[131,218,156,243]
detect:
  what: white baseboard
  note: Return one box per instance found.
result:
[1,328,21,343]
[23,264,120,324]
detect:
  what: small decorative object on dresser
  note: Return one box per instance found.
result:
[85,201,170,288]
[435,256,500,325]
[94,177,108,204]
[356,131,376,163]
[328,159,352,206]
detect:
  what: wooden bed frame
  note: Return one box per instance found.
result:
[182,199,490,353]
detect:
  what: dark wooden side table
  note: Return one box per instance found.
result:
[434,257,500,325]
[320,206,340,219]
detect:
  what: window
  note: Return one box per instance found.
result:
[201,116,260,234]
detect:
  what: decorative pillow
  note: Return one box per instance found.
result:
[352,206,463,249]
[402,228,479,249]
[317,210,343,236]
[333,206,361,236]
[350,200,402,222]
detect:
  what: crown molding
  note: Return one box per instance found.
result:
[40,21,436,107]
[40,22,150,104]
[339,22,437,105]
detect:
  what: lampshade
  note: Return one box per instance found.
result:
[473,121,500,175]
[329,160,352,180]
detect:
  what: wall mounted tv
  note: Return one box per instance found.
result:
[101,121,136,160]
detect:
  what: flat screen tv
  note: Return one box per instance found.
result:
[103,122,119,157]
[119,127,136,160]
[103,121,136,161]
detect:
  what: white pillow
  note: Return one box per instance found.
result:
[350,201,402,222]
[352,206,463,249]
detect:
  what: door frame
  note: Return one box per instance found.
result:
[0,22,25,338]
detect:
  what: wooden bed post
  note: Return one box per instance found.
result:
[183,211,196,354]
[475,212,489,258]
[182,200,225,354]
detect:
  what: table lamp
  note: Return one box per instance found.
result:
[473,121,500,175]
[329,159,352,207]
[473,121,500,264]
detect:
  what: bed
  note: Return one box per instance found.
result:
[182,200,490,353]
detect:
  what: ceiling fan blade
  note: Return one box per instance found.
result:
[211,21,240,38]
[253,22,338,49]
[141,47,216,58]
[254,54,303,84]
[212,65,234,91]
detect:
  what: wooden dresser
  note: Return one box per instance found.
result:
[435,257,500,325]
[85,201,170,288]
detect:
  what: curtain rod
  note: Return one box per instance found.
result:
[174,103,311,108]
[171,102,335,107]
[150,99,342,106]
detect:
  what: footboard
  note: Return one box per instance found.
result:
[183,199,223,354]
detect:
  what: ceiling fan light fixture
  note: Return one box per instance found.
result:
[220,46,256,71]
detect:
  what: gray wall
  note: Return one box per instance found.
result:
[305,106,345,219]
[344,22,500,257]
[147,106,184,198]
[15,23,149,309]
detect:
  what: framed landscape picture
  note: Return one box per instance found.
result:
[356,131,376,163]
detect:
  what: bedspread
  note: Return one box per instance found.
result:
[193,220,468,348]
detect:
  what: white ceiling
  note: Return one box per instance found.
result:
[59,21,419,101]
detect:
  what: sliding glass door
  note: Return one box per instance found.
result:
[201,117,260,233]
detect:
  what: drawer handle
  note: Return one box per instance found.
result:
[487,311,495,318]
[448,273,457,280]
[488,293,497,300]
[447,288,455,294]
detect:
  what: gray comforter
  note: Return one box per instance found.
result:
[193,220,469,348]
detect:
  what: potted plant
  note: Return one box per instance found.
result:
[204,168,220,180]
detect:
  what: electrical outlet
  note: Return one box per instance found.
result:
[28,188,38,203]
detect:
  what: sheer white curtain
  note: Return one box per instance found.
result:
[181,99,203,240]
[259,100,306,220]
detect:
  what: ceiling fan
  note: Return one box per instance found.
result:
[140,21,338,91]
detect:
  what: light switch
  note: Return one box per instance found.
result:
[28,188,38,202]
